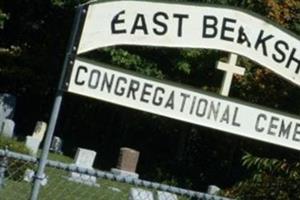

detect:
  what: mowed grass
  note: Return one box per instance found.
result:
[0,152,131,200]
[0,153,190,200]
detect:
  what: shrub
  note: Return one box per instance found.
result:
[221,153,300,200]
[0,136,31,154]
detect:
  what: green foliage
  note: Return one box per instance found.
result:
[102,47,164,79]
[0,9,9,29]
[222,153,300,200]
[0,136,31,154]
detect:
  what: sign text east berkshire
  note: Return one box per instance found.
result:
[68,58,300,151]
[77,1,300,86]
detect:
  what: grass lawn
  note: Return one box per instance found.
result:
[0,152,190,200]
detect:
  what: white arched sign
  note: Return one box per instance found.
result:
[77,0,300,86]
[66,1,300,151]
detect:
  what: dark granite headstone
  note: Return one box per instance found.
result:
[50,136,63,153]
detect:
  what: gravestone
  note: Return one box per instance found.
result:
[157,191,178,200]
[1,119,15,138]
[207,185,220,195]
[50,136,63,154]
[68,148,99,186]
[25,121,47,156]
[0,94,16,137]
[129,188,154,200]
[111,147,140,179]
[25,137,41,155]
[23,169,48,186]
[31,121,47,141]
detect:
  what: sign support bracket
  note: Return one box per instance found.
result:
[30,5,87,200]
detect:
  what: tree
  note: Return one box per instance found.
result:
[221,153,300,200]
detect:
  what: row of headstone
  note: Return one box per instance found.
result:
[24,121,63,156]
[0,93,63,154]
[22,144,220,199]
[66,147,140,187]
[129,188,178,200]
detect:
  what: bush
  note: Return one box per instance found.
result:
[0,136,31,154]
[221,153,300,200]
[0,136,32,181]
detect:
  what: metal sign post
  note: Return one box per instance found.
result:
[30,5,86,200]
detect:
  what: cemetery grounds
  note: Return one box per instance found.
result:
[0,150,229,200]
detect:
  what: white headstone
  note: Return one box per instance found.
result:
[74,148,96,167]
[23,169,47,186]
[68,148,99,186]
[216,54,245,96]
[157,191,178,200]
[25,136,41,155]
[32,121,47,141]
[129,188,154,200]
[207,185,220,195]
[25,121,47,156]
[1,119,15,138]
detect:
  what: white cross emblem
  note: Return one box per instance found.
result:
[216,54,245,96]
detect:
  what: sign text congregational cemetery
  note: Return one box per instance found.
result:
[68,58,300,151]
[65,1,300,151]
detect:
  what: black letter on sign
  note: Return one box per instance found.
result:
[115,77,127,96]
[140,83,153,103]
[88,69,101,89]
[153,12,168,35]
[278,120,292,139]
[75,65,87,85]
[203,16,218,38]
[111,10,126,34]
[293,123,300,142]
[127,80,140,100]
[237,26,251,47]
[272,40,289,63]
[131,14,148,35]
[255,30,274,56]
[153,87,165,106]
[173,14,189,37]
[286,48,300,74]
[255,113,267,132]
[221,17,236,42]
